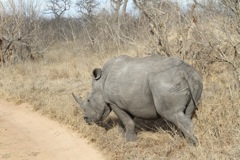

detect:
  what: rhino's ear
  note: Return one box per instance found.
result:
[92,68,102,80]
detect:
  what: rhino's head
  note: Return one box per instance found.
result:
[72,68,111,125]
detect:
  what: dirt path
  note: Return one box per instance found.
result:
[0,101,104,160]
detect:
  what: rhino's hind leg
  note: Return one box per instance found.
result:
[163,111,198,146]
[185,100,195,119]
[110,104,137,141]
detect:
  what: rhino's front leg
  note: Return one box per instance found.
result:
[110,104,137,141]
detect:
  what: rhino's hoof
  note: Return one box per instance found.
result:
[125,132,137,142]
[188,136,199,146]
[119,127,125,135]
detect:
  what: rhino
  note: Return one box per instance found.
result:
[72,54,202,145]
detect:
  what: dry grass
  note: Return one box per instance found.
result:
[0,42,240,160]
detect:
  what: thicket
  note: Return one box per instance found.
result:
[1,0,239,81]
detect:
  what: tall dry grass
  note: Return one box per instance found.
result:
[0,41,239,159]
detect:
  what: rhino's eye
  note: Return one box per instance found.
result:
[87,99,90,102]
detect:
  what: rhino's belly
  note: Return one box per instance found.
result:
[117,94,158,119]
[104,87,158,119]
[127,104,159,119]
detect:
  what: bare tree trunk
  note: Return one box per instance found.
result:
[0,38,3,67]
[122,0,128,16]
[114,0,122,17]
[115,0,122,38]
[111,0,122,51]
[0,26,3,67]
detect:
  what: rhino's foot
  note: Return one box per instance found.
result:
[125,132,137,142]
[187,135,199,146]
[118,127,125,136]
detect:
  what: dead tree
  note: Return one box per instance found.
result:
[0,0,46,65]
[133,0,172,56]
[192,0,240,89]
[76,0,99,21]
[45,0,73,42]
[45,0,71,19]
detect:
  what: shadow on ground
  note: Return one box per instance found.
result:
[99,115,181,137]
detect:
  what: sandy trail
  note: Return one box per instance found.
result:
[0,101,104,160]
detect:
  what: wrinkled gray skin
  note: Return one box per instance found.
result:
[73,54,202,145]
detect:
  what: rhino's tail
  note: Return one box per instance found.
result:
[182,67,202,109]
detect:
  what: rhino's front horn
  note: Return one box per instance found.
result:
[72,93,85,110]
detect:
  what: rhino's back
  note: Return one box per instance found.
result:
[104,54,184,78]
